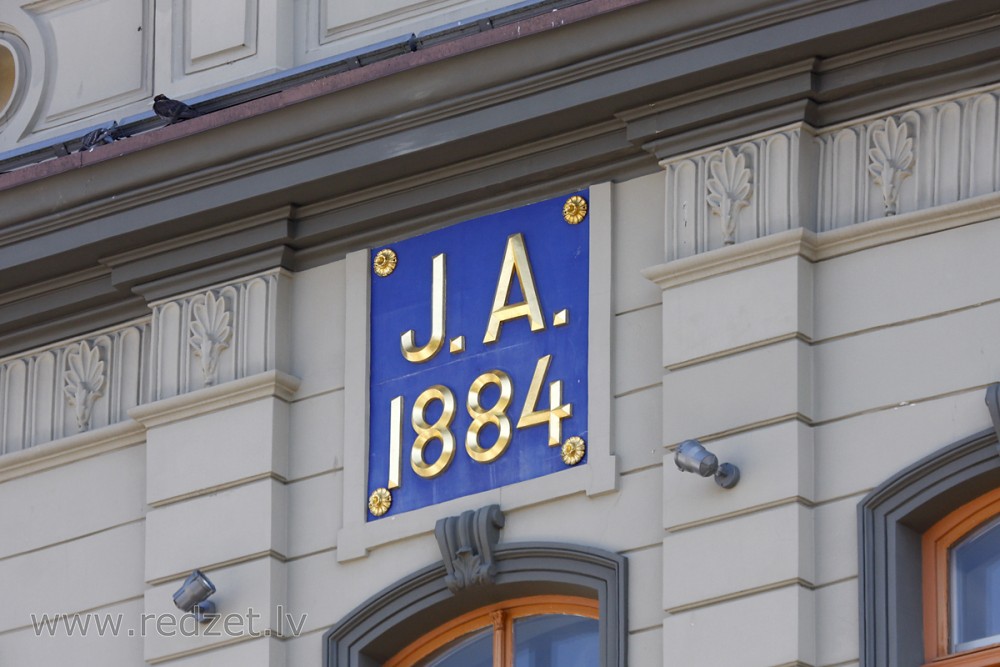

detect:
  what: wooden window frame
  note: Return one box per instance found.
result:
[385,595,599,667]
[923,486,1000,667]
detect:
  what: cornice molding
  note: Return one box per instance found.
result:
[1,1,991,247]
[0,419,145,483]
[0,0,997,355]
[128,369,301,428]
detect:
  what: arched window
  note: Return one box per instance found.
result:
[323,505,626,667]
[386,596,599,667]
[859,386,1000,667]
[923,486,1000,666]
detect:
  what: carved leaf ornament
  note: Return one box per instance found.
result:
[706,147,753,245]
[867,116,914,216]
[63,340,105,432]
[189,291,232,386]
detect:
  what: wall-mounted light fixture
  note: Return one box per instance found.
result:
[674,439,740,489]
[172,570,216,622]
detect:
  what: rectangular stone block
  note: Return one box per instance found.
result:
[0,444,145,560]
[813,387,989,502]
[663,339,811,439]
[287,471,340,558]
[815,578,859,667]
[613,305,662,396]
[661,255,813,368]
[145,397,289,505]
[284,631,323,666]
[664,420,814,530]
[613,171,665,315]
[814,301,1000,422]
[663,503,814,611]
[288,388,343,480]
[502,466,663,553]
[815,495,861,585]
[162,636,286,666]
[287,541,440,635]
[628,545,665,631]
[291,260,346,399]
[0,522,144,633]
[143,557,288,662]
[663,585,815,667]
[614,385,663,474]
[145,479,287,582]
[814,215,1000,340]
[1,598,143,665]
[629,626,663,667]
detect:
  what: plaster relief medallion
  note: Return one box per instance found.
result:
[368,488,392,516]
[373,248,398,277]
[706,147,752,245]
[561,436,586,465]
[63,340,105,432]
[563,195,588,224]
[868,116,914,216]
[189,291,232,386]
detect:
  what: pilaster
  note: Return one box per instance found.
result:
[130,268,297,665]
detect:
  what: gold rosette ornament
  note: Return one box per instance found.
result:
[561,436,586,465]
[563,196,588,224]
[373,249,397,277]
[368,488,392,516]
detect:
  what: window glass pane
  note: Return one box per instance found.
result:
[416,627,492,667]
[513,614,599,667]
[951,515,1000,652]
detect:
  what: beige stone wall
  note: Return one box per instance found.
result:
[645,83,1000,665]
[4,79,1000,665]
[647,174,1000,666]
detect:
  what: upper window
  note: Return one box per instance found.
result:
[385,596,599,667]
[923,486,1000,666]
[859,419,1000,667]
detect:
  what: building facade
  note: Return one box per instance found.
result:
[2,0,1000,665]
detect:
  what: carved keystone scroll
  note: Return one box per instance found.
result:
[435,504,506,593]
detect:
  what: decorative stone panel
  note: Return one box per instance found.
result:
[309,0,511,56]
[147,269,290,402]
[661,84,1000,258]
[663,126,816,260]
[0,320,148,454]
[22,0,153,129]
[0,269,292,455]
[185,0,258,73]
[817,86,1000,230]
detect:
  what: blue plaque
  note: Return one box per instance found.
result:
[367,191,589,519]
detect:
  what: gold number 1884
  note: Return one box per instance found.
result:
[386,355,572,487]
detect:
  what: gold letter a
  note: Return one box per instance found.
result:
[483,233,545,344]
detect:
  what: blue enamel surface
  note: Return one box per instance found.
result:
[367,191,589,519]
